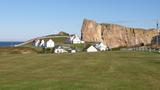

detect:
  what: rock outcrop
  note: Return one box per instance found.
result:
[81,19,159,48]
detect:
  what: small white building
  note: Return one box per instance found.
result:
[39,40,45,47]
[35,39,40,47]
[46,39,55,48]
[70,49,76,53]
[87,46,98,52]
[95,42,107,51]
[72,35,81,44]
[54,46,67,54]
[68,35,84,44]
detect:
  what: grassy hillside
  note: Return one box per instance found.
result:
[0,47,41,54]
[0,52,160,90]
[23,36,68,46]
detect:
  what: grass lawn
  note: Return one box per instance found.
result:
[0,51,160,90]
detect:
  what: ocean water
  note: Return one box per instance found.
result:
[0,42,23,47]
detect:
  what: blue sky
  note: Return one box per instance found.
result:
[0,0,160,41]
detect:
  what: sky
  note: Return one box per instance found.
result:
[0,0,160,41]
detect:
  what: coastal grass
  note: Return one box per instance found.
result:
[0,51,160,90]
[0,47,40,54]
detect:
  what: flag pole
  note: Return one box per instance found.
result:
[156,19,159,48]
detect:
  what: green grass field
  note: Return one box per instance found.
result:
[0,52,160,90]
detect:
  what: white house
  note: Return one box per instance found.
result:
[72,35,81,44]
[87,46,98,52]
[46,39,55,48]
[54,46,67,54]
[39,40,45,47]
[95,42,107,51]
[68,35,84,44]
[35,39,40,47]
[71,50,76,53]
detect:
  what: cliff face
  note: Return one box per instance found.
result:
[81,19,158,48]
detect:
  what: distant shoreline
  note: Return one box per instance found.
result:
[0,41,24,47]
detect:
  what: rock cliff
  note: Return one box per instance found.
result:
[81,19,159,48]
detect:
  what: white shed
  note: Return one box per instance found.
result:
[87,46,98,52]
[70,50,76,53]
[95,42,107,51]
[46,39,55,48]
[54,46,67,54]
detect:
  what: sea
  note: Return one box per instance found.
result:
[0,42,23,47]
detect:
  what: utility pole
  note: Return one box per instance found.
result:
[156,19,159,48]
